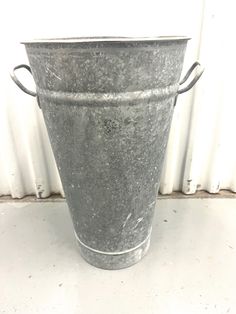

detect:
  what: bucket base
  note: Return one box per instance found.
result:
[75,232,151,270]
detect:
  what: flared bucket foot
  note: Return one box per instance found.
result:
[75,232,151,270]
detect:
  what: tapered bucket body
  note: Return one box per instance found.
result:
[12,37,202,269]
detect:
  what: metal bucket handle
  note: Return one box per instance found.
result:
[10,61,204,104]
[178,61,204,94]
[10,64,37,97]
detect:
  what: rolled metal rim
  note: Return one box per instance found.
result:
[21,36,190,44]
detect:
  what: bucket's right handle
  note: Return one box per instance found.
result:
[177,61,204,95]
[10,64,37,97]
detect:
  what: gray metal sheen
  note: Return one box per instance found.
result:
[11,37,203,269]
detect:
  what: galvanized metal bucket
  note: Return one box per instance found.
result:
[11,37,203,269]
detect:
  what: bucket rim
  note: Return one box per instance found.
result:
[21,36,190,44]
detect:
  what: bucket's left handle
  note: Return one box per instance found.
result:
[10,64,37,97]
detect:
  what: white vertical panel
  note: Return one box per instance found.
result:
[1,0,235,198]
[0,48,64,198]
[181,0,236,194]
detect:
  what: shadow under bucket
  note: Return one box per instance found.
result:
[11,36,203,269]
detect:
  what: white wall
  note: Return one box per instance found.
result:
[0,0,235,197]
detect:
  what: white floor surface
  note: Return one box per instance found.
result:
[0,198,236,314]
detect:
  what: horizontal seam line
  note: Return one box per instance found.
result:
[74,228,152,255]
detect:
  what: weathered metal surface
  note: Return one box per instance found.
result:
[11,37,203,269]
